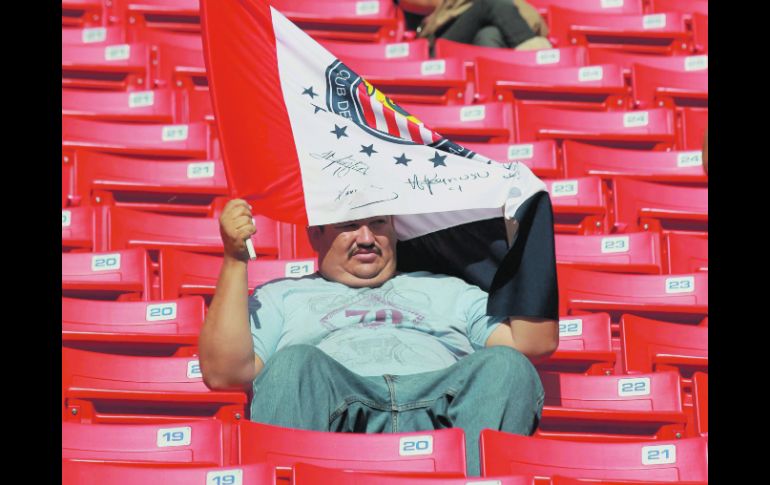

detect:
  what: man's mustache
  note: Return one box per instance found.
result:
[349,244,382,258]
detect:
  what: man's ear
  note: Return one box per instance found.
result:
[306,226,322,252]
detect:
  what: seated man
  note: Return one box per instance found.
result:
[199,199,558,476]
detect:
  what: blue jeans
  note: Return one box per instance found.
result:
[250,345,544,477]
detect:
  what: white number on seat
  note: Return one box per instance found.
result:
[642,445,676,465]
[356,1,380,15]
[559,318,583,337]
[623,111,649,128]
[665,276,694,294]
[62,210,72,227]
[460,105,485,122]
[82,27,106,44]
[187,162,215,179]
[146,303,178,322]
[399,435,433,456]
[285,261,315,278]
[207,470,243,485]
[618,377,651,397]
[157,427,191,447]
[162,125,189,142]
[104,44,130,61]
[643,14,667,29]
[677,152,702,168]
[536,49,560,65]
[507,144,534,160]
[187,360,202,379]
[91,254,121,271]
[385,43,409,59]
[551,180,578,197]
[601,236,629,254]
[684,55,708,71]
[128,91,154,108]
[578,66,604,82]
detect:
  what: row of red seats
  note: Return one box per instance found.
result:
[62,418,708,482]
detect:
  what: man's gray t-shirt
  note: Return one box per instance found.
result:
[248,271,506,376]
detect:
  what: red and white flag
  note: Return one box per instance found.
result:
[201,0,557,319]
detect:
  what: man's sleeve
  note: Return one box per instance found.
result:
[457,284,507,350]
[248,284,285,363]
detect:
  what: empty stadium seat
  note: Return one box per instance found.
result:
[62,118,211,158]
[586,48,707,76]
[62,88,179,123]
[678,107,708,151]
[153,43,207,90]
[158,249,317,300]
[400,102,514,143]
[611,177,708,234]
[547,7,690,55]
[691,13,708,53]
[321,39,430,62]
[434,39,588,71]
[476,59,629,111]
[62,347,247,423]
[536,370,687,441]
[557,266,708,323]
[545,177,610,234]
[631,64,708,109]
[270,0,404,43]
[236,421,467,478]
[555,231,663,274]
[691,372,707,436]
[62,248,153,300]
[562,140,707,184]
[620,314,708,375]
[462,140,562,178]
[62,420,228,466]
[120,0,202,34]
[664,233,707,274]
[551,477,707,485]
[62,461,274,485]
[480,432,708,481]
[63,206,96,251]
[345,57,468,105]
[129,24,203,49]
[61,296,205,355]
[67,150,227,214]
[529,0,644,16]
[62,42,152,91]
[649,0,708,16]
[514,104,676,150]
[293,462,535,484]
[539,313,615,375]
[62,26,126,45]
[62,0,106,27]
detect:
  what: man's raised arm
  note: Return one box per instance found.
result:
[198,199,263,391]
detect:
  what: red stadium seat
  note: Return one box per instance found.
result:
[544,177,610,234]
[62,248,153,300]
[529,0,643,16]
[514,104,676,150]
[539,313,615,375]
[648,0,708,16]
[62,347,247,423]
[62,88,179,123]
[479,432,708,482]
[345,57,468,105]
[434,39,588,70]
[557,266,708,323]
[476,59,629,111]
[269,0,404,43]
[401,102,514,143]
[691,372,708,436]
[129,25,203,49]
[62,461,274,485]
[153,43,207,90]
[120,0,202,34]
[63,153,74,207]
[547,7,690,55]
[678,107,707,151]
[62,420,228,466]
[63,206,97,251]
[551,477,706,485]
[462,140,562,178]
[562,140,707,184]
[293,462,535,484]
[62,118,211,158]
[586,48,708,76]
[631,64,708,109]
[321,39,430,62]
[611,177,707,234]
[536,370,686,441]
[691,13,708,53]
[236,421,467,478]
[620,314,708,375]
[664,233,707,274]
[62,26,126,45]
[62,42,152,90]
[158,249,317,300]
[62,0,106,27]
[555,231,663,274]
[61,296,205,355]
[67,151,227,214]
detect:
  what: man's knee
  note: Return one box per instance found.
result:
[472,346,542,394]
[473,25,505,48]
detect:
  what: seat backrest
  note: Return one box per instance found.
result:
[62,206,96,251]
[691,13,708,53]
[541,313,614,374]
[62,0,106,28]
[293,462,535,484]
[121,0,202,34]
[514,104,675,149]
[631,63,708,109]
[62,248,152,300]
[620,314,708,374]
[557,266,708,322]
[649,0,708,16]
[62,461,275,485]
[62,118,210,158]
[435,39,587,69]
[154,42,207,89]
[237,421,466,475]
[62,42,151,90]
[401,102,514,143]
[62,420,226,466]
[158,249,317,299]
[545,176,607,214]
[529,0,643,15]
[555,231,663,274]
[62,88,178,123]
[692,372,708,435]
[587,48,707,75]
[480,431,708,481]
[562,140,706,184]
[664,233,707,274]
[321,39,429,62]
[62,26,126,45]
[462,140,561,178]
[611,177,707,233]
[678,107,708,150]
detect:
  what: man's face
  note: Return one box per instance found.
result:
[308,215,397,288]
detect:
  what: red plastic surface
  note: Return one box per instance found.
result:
[63,206,96,251]
[530,0,643,16]
[691,13,708,53]
[401,102,514,143]
[62,42,151,90]
[540,313,615,373]
[631,63,708,109]
[587,48,708,75]
[62,26,126,45]
[620,314,708,375]
[462,140,562,178]
[435,39,588,69]
[321,39,430,62]
[649,0,708,16]
[62,88,179,123]
[293,462,534,484]
[678,107,708,151]
[62,461,273,485]
[692,372,708,435]
[62,248,152,300]
[611,177,707,233]
[555,231,662,274]
[664,233,707,274]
